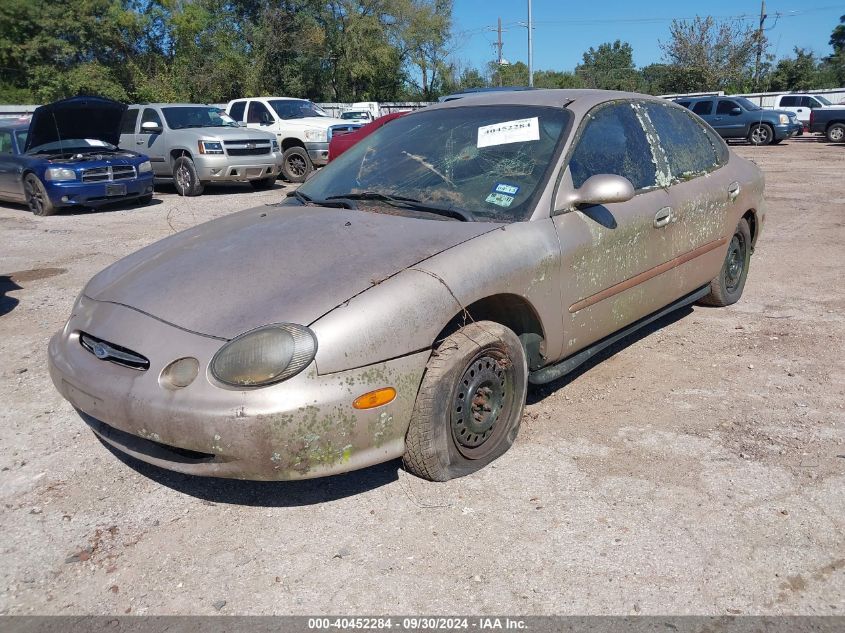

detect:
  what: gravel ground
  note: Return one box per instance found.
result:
[0,139,843,616]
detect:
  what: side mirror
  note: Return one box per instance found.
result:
[730,107,742,115]
[557,174,635,212]
[141,121,162,134]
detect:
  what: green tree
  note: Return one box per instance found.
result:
[575,40,640,91]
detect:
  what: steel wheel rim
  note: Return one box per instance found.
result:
[175,164,191,191]
[724,233,746,293]
[451,352,514,459]
[24,178,43,214]
[831,127,844,142]
[287,154,307,177]
[751,125,769,144]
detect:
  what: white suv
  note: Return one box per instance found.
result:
[226,98,358,182]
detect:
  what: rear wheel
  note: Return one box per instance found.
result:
[826,123,845,143]
[699,218,752,307]
[281,147,312,183]
[172,156,204,196]
[748,123,773,146]
[403,321,528,481]
[24,173,56,216]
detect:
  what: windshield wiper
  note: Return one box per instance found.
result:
[325,192,474,222]
[286,190,357,209]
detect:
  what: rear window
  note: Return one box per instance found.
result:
[780,96,799,107]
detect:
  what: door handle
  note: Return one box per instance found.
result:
[728,182,741,200]
[653,207,672,228]
[136,140,145,145]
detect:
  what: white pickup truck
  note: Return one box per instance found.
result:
[766,94,838,129]
[226,97,359,182]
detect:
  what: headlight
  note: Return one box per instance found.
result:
[779,114,789,125]
[304,128,327,142]
[210,324,317,387]
[44,167,76,181]
[138,160,152,173]
[198,140,224,155]
[271,140,279,152]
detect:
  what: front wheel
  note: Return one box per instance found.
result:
[698,218,752,307]
[403,321,528,481]
[24,173,56,216]
[826,123,845,143]
[281,147,312,183]
[748,123,773,146]
[172,156,204,196]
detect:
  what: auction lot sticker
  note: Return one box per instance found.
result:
[477,117,539,148]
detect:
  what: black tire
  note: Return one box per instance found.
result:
[826,123,845,143]
[281,146,312,183]
[172,156,204,196]
[748,123,773,146]
[698,218,752,307]
[23,173,56,216]
[403,321,528,481]
[250,175,277,190]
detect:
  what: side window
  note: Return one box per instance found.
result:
[780,96,799,107]
[568,103,657,191]
[0,130,13,154]
[676,101,691,108]
[247,101,273,124]
[691,101,713,116]
[801,97,820,108]
[643,102,720,181]
[716,100,738,115]
[120,109,139,134]
[229,101,246,121]
[141,108,162,127]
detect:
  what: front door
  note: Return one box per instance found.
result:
[136,108,168,175]
[0,129,19,197]
[711,99,745,138]
[552,100,674,357]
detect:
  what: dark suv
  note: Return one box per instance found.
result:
[674,96,801,146]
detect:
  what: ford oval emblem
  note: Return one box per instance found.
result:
[92,342,109,359]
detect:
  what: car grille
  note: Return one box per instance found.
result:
[80,332,150,371]
[224,139,272,156]
[81,165,137,182]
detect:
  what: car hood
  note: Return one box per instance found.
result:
[84,205,498,339]
[25,96,126,151]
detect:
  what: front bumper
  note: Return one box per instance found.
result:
[194,154,283,182]
[48,295,428,480]
[774,123,800,140]
[46,173,155,208]
[305,142,329,166]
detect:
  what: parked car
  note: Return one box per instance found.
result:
[766,93,837,129]
[339,110,375,124]
[328,112,407,161]
[118,104,282,196]
[49,89,764,482]
[674,95,800,145]
[808,107,845,142]
[0,97,154,216]
[226,97,359,182]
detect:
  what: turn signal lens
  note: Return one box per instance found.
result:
[353,387,396,410]
[160,357,199,389]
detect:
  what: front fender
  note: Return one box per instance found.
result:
[311,219,563,374]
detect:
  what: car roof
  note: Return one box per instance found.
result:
[430,88,673,117]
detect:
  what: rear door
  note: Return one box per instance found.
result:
[136,108,167,175]
[0,128,19,197]
[641,101,736,299]
[553,100,673,354]
[778,95,802,121]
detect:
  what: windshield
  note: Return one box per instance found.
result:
[342,111,368,119]
[816,95,832,106]
[15,130,27,151]
[735,97,761,111]
[162,106,239,129]
[27,138,117,154]
[268,99,329,120]
[297,105,570,223]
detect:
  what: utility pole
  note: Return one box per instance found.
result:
[754,0,767,86]
[527,0,533,87]
[497,17,503,87]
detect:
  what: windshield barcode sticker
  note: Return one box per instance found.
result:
[477,117,540,148]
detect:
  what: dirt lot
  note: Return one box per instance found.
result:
[0,139,843,616]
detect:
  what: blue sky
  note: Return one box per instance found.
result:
[450,1,844,73]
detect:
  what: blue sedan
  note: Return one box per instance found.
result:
[0,97,155,216]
